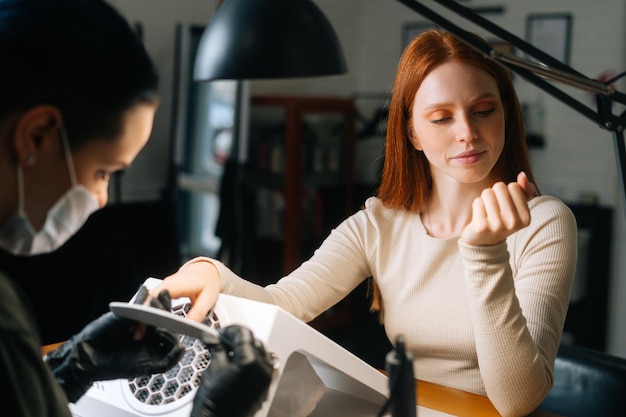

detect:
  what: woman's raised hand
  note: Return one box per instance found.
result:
[461,172,537,246]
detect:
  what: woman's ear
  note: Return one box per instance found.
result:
[407,125,422,151]
[12,105,63,167]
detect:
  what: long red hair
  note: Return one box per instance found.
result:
[370,29,537,317]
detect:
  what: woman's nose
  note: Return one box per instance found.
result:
[95,186,108,208]
[456,114,478,142]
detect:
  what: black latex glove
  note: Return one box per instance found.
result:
[191,325,275,417]
[44,286,183,403]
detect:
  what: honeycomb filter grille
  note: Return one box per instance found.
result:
[127,303,220,406]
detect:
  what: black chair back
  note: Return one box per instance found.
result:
[540,344,626,417]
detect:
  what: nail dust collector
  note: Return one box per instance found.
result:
[69,278,390,417]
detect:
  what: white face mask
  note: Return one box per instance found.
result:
[0,128,99,256]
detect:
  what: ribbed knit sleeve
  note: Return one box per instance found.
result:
[459,196,577,416]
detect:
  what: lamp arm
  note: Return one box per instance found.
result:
[612,126,626,210]
[394,0,626,210]
[416,0,586,76]
[494,50,604,125]
[494,51,611,95]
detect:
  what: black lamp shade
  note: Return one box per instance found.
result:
[194,0,347,81]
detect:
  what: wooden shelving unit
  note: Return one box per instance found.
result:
[247,95,356,275]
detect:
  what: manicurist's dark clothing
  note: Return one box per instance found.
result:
[0,269,72,417]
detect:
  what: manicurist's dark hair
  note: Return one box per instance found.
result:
[0,0,159,148]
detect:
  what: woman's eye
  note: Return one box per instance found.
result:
[427,106,495,124]
[475,108,495,117]
[430,115,451,124]
[96,170,111,181]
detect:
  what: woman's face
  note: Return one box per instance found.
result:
[71,102,157,208]
[409,61,505,189]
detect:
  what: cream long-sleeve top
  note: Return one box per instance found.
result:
[189,195,577,417]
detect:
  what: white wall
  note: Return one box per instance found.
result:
[110,0,626,358]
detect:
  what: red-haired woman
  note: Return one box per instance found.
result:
[156,29,578,417]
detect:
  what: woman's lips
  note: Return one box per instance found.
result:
[453,150,485,164]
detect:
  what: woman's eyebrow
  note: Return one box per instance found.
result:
[423,92,498,111]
